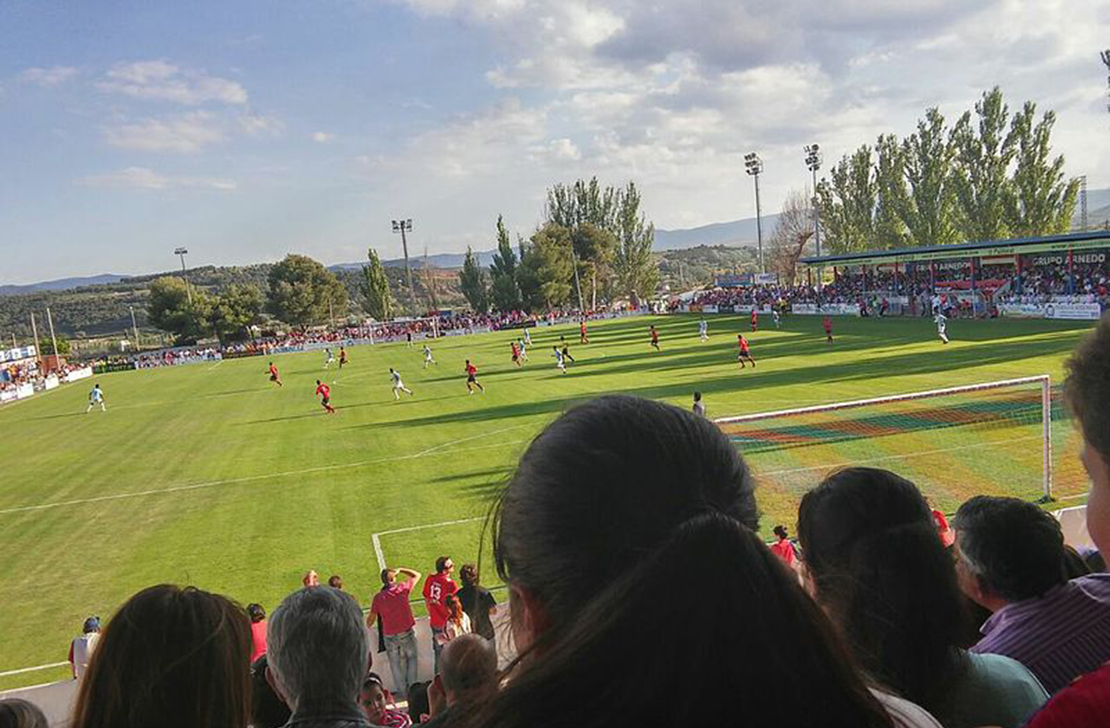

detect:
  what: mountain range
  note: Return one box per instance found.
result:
[5,187,1110,294]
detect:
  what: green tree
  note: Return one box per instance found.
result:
[951,87,1015,241]
[359,248,394,321]
[900,107,959,247]
[458,247,489,313]
[147,276,212,344]
[817,147,875,254]
[489,216,522,312]
[211,284,264,343]
[522,224,574,310]
[1005,102,1080,236]
[573,222,619,309]
[266,254,347,328]
[37,335,71,355]
[874,134,909,249]
[612,181,658,303]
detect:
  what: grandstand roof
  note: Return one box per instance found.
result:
[799,230,1110,268]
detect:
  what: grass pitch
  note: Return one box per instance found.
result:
[0,313,1096,688]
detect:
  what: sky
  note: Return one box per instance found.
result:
[1,0,1109,284]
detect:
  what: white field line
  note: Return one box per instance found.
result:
[0,426,530,516]
[752,434,1044,478]
[372,517,487,573]
[206,360,224,371]
[0,661,68,679]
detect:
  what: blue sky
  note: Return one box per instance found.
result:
[2,0,1109,283]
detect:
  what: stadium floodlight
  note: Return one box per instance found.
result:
[804,144,823,259]
[173,247,192,304]
[744,153,765,274]
[391,218,416,315]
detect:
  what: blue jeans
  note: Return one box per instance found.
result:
[431,626,445,674]
[384,629,418,697]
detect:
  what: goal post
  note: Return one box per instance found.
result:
[714,376,1056,505]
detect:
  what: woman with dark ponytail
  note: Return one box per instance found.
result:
[464,395,938,728]
[798,467,1048,728]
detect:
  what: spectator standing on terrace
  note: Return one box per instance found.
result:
[368,566,422,698]
[247,603,267,661]
[71,585,251,728]
[68,616,100,679]
[461,395,940,728]
[955,495,1110,694]
[1025,314,1110,725]
[456,564,497,641]
[424,556,459,673]
[266,587,371,728]
[424,634,498,727]
[438,594,471,647]
[770,525,796,568]
[799,469,1047,728]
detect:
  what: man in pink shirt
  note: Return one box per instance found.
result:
[423,556,458,674]
[367,565,422,698]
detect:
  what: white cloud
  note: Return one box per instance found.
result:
[238,111,284,137]
[103,111,225,153]
[98,60,247,105]
[311,131,335,143]
[21,66,78,87]
[79,166,237,191]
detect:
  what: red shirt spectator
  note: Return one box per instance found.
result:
[372,572,419,635]
[770,525,796,567]
[424,558,459,630]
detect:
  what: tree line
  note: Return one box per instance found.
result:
[817,87,1079,255]
[454,178,659,313]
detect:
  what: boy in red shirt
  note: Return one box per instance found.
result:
[268,362,283,387]
[823,316,833,343]
[465,360,485,394]
[737,334,755,368]
[315,379,336,413]
[423,556,458,674]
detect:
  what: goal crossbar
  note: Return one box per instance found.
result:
[714,375,1054,499]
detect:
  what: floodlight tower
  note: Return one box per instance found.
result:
[173,247,192,304]
[804,145,823,258]
[391,219,416,315]
[744,152,765,274]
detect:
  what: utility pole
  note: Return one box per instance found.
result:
[30,313,42,366]
[46,306,59,370]
[391,219,416,315]
[805,144,824,289]
[174,247,192,304]
[130,306,140,350]
[744,152,765,274]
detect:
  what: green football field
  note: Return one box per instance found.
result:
[0,313,1097,689]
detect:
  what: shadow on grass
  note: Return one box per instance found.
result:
[355,328,1082,431]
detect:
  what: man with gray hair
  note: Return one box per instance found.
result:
[423,633,498,726]
[267,586,376,727]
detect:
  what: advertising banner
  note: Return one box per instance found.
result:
[999,302,1102,320]
[792,303,861,316]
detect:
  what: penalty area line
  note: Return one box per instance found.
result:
[0,425,531,516]
[372,516,486,573]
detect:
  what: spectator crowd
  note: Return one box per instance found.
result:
[5,316,1110,728]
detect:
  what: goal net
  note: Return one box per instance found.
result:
[715,376,1089,524]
